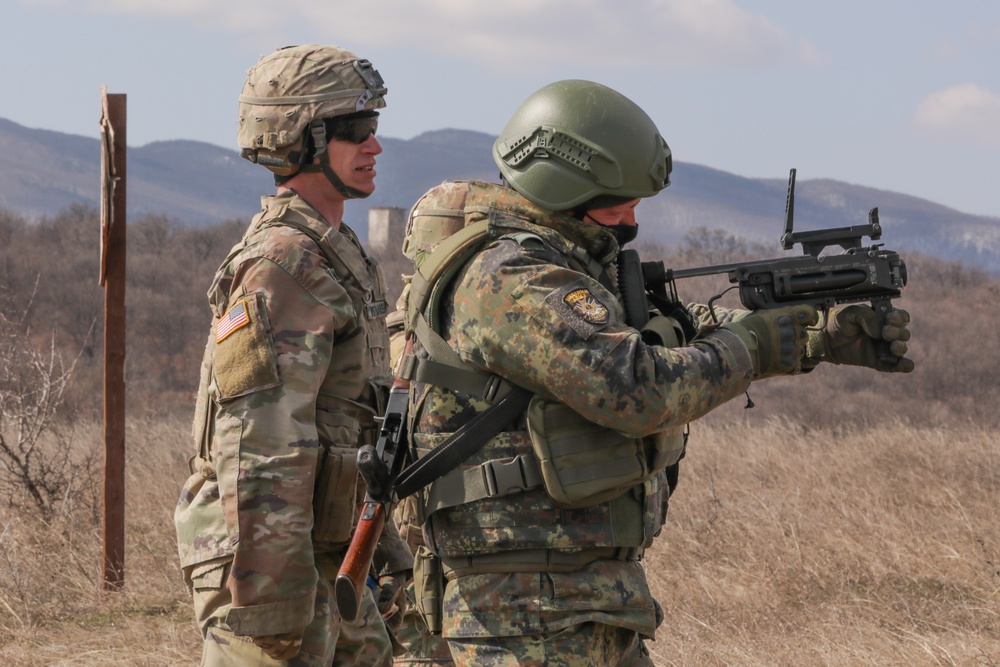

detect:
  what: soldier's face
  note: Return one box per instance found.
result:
[585,198,640,228]
[325,132,382,198]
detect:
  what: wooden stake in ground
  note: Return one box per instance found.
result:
[99,88,126,592]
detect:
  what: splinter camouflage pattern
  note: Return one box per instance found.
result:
[174,191,411,665]
[405,182,754,651]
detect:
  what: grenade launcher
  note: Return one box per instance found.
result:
[619,169,909,364]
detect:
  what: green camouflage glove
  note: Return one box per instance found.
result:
[251,630,304,661]
[806,304,913,372]
[721,305,818,378]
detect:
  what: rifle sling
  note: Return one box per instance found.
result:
[392,384,532,501]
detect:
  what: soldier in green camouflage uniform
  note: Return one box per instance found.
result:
[395,81,913,666]
[174,44,412,667]
[385,308,456,667]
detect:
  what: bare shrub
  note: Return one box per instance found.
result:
[0,292,99,523]
[0,417,200,664]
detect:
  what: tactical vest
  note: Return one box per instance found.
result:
[190,193,391,548]
[397,181,687,575]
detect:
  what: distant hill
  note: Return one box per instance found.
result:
[2,117,999,273]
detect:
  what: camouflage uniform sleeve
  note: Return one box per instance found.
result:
[214,256,346,637]
[449,240,753,437]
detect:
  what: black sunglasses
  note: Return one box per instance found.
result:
[324,112,379,144]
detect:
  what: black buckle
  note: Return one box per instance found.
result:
[482,375,504,402]
[484,456,529,497]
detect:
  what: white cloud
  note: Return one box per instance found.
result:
[914,83,1000,145]
[34,0,821,70]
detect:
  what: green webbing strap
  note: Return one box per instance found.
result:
[570,245,610,287]
[406,355,509,402]
[552,457,640,489]
[393,218,535,501]
[609,492,645,547]
[408,219,492,331]
[411,312,464,368]
[422,453,544,515]
[405,311,509,400]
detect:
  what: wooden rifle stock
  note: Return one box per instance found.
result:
[334,338,412,622]
[335,500,386,621]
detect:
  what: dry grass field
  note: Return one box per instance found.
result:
[0,415,995,666]
[645,416,999,666]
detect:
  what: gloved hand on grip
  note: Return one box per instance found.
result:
[252,630,304,661]
[721,305,818,378]
[378,571,411,632]
[806,304,913,373]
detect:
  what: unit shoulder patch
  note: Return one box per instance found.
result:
[563,288,610,325]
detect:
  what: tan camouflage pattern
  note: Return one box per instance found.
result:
[405,182,754,644]
[175,191,410,663]
[193,554,395,667]
[238,44,387,153]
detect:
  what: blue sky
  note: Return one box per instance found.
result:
[5,0,1000,218]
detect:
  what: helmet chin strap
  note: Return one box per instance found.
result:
[300,120,372,200]
[318,151,372,200]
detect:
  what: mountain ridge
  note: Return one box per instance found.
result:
[2,117,997,272]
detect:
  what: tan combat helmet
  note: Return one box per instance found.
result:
[238,44,387,196]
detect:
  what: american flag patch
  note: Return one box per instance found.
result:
[216,299,250,343]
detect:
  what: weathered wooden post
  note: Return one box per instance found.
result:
[99,87,126,592]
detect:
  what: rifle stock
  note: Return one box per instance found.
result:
[334,339,412,622]
[335,501,386,621]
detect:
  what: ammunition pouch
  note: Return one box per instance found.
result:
[640,314,686,348]
[412,545,444,635]
[526,396,685,509]
[312,402,370,545]
[312,444,359,544]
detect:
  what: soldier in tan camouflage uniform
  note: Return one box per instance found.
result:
[393,80,913,666]
[174,44,412,667]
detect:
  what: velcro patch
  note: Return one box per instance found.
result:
[213,293,280,399]
[216,299,251,343]
[563,288,609,325]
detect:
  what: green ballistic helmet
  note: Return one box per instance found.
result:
[237,44,387,176]
[492,80,671,211]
